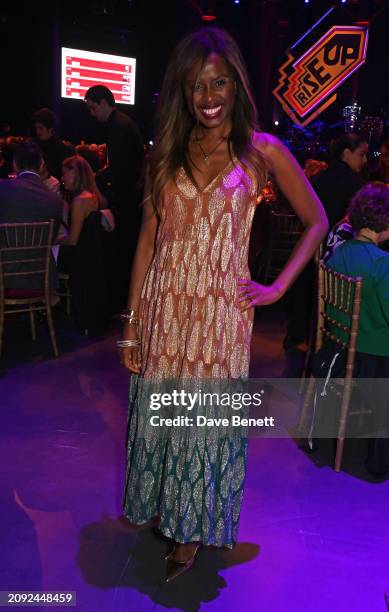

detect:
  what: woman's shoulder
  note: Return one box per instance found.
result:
[252,131,292,168]
[73,191,98,206]
[252,131,285,154]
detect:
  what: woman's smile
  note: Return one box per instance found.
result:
[199,104,223,120]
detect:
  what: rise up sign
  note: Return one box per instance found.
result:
[273,25,368,126]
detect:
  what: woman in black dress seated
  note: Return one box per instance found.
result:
[58,155,111,331]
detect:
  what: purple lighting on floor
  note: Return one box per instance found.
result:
[1,312,389,609]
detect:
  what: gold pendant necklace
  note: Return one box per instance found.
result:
[195,133,226,166]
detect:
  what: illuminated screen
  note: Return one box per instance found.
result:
[61,47,136,105]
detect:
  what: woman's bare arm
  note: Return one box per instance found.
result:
[57,196,88,246]
[239,133,328,308]
[120,171,158,372]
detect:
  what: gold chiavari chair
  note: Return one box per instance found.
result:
[0,220,59,358]
[298,261,363,472]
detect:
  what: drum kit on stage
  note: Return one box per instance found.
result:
[283,100,386,160]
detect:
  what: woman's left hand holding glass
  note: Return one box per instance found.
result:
[238,278,284,310]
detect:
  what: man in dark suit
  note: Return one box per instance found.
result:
[0,141,63,289]
[85,86,144,206]
[85,85,144,310]
[311,133,367,230]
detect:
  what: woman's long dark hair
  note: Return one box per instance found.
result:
[149,27,267,211]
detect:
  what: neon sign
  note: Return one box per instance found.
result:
[274,25,368,126]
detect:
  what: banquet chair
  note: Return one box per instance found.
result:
[298,261,364,472]
[263,208,304,284]
[0,220,59,358]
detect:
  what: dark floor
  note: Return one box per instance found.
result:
[0,305,388,611]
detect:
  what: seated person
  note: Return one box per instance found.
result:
[0,136,28,180]
[322,182,388,263]
[324,183,389,477]
[58,155,111,331]
[59,154,104,247]
[0,141,63,291]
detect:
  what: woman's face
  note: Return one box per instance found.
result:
[184,53,236,130]
[342,142,368,173]
[62,163,77,192]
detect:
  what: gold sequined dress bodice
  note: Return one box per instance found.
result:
[139,159,258,380]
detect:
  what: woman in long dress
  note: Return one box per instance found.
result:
[119,27,328,581]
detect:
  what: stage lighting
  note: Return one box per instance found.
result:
[274,120,279,126]
[202,2,217,20]
[304,0,310,5]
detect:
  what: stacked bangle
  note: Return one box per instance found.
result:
[116,339,141,348]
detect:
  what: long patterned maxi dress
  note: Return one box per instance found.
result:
[123,159,259,547]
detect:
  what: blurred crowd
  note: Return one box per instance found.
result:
[0,88,145,333]
[1,98,388,341]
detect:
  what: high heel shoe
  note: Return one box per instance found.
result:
[165,544,200,583]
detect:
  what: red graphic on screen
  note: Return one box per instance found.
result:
[62,48,136,105]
